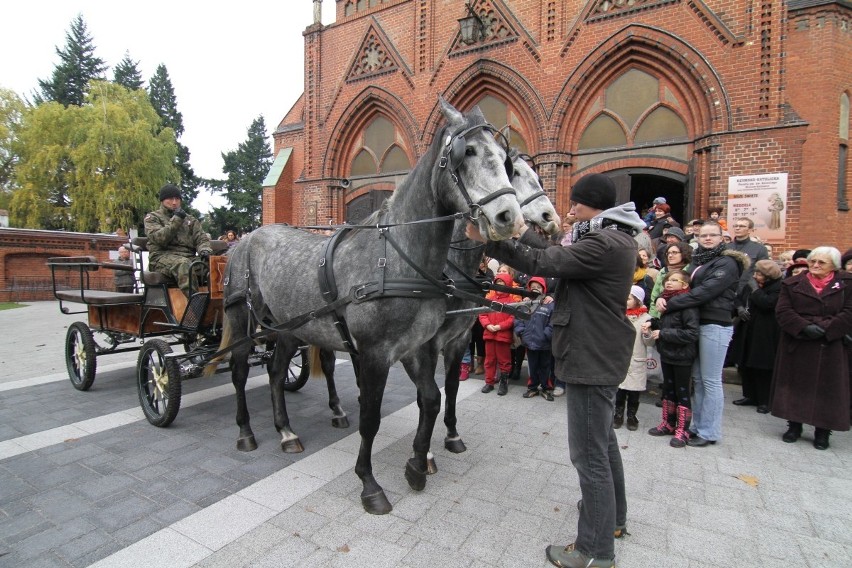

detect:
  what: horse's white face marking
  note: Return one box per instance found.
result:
[511,157,560,235]
[439,100,522,241]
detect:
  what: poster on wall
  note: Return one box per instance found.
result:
[727,173,787,241]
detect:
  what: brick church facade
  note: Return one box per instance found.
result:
[263,0,851,250]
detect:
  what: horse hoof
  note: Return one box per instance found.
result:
[281,438,305,453]
[426,455,438,475]
[361,491,392,515]
[444,437,467,454]
[236,436,257,452]
[332,416,350,429]
[405,459,427,491]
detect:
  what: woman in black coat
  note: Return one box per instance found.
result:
[770,247,852,450]
[734,260,783,413]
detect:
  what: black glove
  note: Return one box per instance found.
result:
[173,208,187,219]
[801,324,826,340]
[736,306,751,322]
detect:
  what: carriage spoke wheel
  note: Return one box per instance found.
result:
[283,346,311,392]
[137,339,182,427]
[65,322,97,391]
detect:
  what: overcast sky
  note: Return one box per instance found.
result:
[2,0,336,212]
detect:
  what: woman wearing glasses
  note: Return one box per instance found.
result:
[770,247,852,450]
[655,221,750,447]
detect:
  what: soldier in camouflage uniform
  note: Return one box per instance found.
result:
[144,184,213,295]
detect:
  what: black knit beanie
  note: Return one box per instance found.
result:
[159,183,181,201]
[570,173,616,211]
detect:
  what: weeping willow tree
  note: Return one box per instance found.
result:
[11,80,180,232]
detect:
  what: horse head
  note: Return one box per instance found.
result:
[436,98,523,241]
[510,151,561,235]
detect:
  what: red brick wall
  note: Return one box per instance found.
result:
[0,228,127,302]
[266,0,851,251]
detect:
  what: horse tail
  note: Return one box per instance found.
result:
[309,345,324,380]
[203,313,232,377]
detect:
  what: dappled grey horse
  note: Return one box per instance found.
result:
[212,99,523,514]
[400,151,560,471]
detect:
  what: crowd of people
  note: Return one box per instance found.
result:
[466,189,850,567]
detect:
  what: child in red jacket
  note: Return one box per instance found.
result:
[479,271,516,395]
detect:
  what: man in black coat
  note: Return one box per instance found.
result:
[467,173,645,568]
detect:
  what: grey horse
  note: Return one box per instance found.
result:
[212,99,523,514]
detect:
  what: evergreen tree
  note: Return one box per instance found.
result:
[216,116,272,234]
[113,51,144,91]
[148,64,198,207]
[35,14,107,107]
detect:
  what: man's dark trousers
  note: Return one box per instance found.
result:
[566,383,626,560]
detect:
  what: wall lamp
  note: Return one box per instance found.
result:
[458,2,486,45]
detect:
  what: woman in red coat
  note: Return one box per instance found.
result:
[770,247,852,450]
[479,271,516,395]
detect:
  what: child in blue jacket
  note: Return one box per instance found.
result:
[514,277,555,401]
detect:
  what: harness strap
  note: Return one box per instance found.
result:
[317,227,358,354]
[519,190,547,209]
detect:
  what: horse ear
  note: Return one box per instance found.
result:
[439,97,464,127]
[469,105,486,122]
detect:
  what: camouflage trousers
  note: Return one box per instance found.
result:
[149,253,206,295]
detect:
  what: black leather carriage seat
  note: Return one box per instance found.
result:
[54,289,144,305]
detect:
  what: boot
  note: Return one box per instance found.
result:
[648,399,676,436]
[613,404,625,429]
[459,362,470,381]
[813,428,831,450]
[782,421,802,443]
[497,371,510,396]
[613,390,626,429]
[626,397,640,431]
[474,356,484,375]
[669,405,692,448]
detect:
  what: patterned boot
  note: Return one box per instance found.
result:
[670,405,692,448]
[459,362,470,381]
[648,399,676,436]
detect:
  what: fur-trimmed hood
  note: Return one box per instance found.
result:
[721,248,751,273]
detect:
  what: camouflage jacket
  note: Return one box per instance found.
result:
[144,206,212,260]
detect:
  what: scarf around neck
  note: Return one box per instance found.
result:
[691,242,726,266]
[573,217,636,242]
[660,287,690,301]
[806,271,835,294]
[626,305,648,318]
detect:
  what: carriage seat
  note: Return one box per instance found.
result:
[47,256,144,305]
[131,237,228,286]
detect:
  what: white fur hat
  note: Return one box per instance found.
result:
[630,285,646,304]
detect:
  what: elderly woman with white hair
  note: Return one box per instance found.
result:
[770,246,852,450]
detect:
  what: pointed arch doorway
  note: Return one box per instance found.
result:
[606,168,688,226]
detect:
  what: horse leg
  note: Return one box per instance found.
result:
[228,308,257,452]
[353,356,392,515]
[442,336,469,454]
[319,348,349,428]
[401,344,442,489]
[268,335,304,453]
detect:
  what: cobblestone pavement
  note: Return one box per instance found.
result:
[1,302,850,567]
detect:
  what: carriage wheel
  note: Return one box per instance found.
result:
[136,339,182,427]
[65,322,97,391]
[282,346,311,392]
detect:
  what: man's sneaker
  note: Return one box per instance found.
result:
[481,384,495,394]
[552,386,565,397]
[542,389,555,401]
[523,388,539,398]
[545,543,615,568]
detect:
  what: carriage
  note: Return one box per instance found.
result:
[47,238,310,427]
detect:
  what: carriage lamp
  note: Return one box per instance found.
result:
[458,2,485,45]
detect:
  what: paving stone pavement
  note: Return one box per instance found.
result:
[1,302,851,567]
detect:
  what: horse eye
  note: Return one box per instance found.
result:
[465,146,476,157]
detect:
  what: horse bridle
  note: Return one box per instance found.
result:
[438,123,516,221]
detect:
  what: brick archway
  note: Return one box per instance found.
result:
[554,24,730,153]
